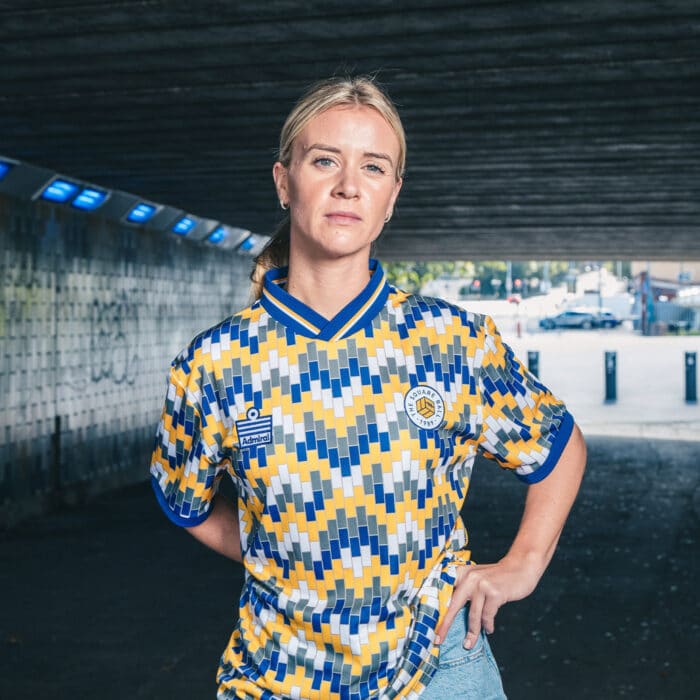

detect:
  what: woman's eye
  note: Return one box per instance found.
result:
[313,157,335,167]
[365,163,386,174]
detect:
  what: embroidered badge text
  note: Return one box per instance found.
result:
[404,385,445,430]
[236,407,273,447]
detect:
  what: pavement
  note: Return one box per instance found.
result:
[1,320,698,699]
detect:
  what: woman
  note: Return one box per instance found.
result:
[150,76,586,699]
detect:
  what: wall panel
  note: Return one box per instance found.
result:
[0,194,251,526]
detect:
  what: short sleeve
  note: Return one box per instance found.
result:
[477,315,574,484]
[149,355,228,526]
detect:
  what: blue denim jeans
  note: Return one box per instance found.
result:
[420,608,507,699]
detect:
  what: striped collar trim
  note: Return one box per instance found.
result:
[261,259,389,341]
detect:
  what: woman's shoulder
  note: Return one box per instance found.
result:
[170,301,263,372]
[389,287,490,333]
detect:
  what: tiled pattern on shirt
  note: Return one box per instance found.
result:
[151,276,571,699]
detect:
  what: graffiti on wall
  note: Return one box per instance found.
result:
[89,291,140,385]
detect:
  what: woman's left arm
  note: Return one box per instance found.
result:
[435,423,587,649]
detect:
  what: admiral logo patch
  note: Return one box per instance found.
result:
[236,407,273,447]
[404,385,445,430]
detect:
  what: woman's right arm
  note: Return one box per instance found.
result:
[185,496,243,563]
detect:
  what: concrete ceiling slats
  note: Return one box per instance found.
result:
[2,5,698,77]
[1,0,696,38]
[4,39,698,106]
[5,21,699,80]
[1,1,698,258]
[7,95,699,141]
[3,11,698,66]
[6,94,699,141]
[9,111,699,148]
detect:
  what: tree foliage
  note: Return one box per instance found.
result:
[383,261,475,293]
[383,260,603,297]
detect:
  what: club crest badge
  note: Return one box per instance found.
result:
[236,407,273,447]
[404,385,445,430]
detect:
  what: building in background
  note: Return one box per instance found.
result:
[630,261,700,284]
[630,262,700,333]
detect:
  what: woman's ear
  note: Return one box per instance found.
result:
[391,176,403,207]
[386,176,403,219]
[272,162,289,207]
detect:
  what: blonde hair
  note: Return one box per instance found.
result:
[250,75,406,301]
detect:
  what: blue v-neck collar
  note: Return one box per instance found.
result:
[260,259,390,341]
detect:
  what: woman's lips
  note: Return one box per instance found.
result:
[325,212,361,224]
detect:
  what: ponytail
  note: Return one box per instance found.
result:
[249,217,291,301]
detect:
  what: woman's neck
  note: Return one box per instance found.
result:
[285,253,372,320]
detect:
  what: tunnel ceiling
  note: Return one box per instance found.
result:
[1,1,699,261]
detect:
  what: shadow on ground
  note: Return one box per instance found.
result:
[1,436,698,699]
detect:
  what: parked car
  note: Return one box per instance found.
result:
[540,309,622,330]
[594,310,622,328]
[539,310,598,330]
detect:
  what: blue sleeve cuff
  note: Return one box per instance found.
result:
[516,410,575,485]
[150,475,212,528]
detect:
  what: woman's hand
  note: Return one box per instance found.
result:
[434,555,544,650]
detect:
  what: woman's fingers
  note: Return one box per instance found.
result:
[433,566,471,644]
[435,557,545,650]
[480,583,503,635]
[464,586,485,649]
[469,574,507,641]
[434,563,512,649]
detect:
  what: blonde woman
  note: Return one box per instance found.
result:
[150,76,586,699]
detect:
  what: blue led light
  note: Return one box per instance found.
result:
[72,187,108,211]
[172,216,196,235]
[127,203,157,223]
[41,179,79,203]
[0,160,13,181]
[238,236,255,251]
[207,226,227,244]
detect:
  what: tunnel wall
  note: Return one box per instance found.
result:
[0,194,252,527]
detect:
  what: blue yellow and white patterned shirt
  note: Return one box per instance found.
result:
[150,259,573,699]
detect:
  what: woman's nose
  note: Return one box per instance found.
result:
[332,168,360,198]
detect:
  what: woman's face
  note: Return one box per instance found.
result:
[273,105,403,265]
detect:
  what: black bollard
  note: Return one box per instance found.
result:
[686,352,697,403]
[527,350,539,378]
[604,351,617,403]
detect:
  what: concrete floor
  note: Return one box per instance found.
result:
[1,435,698,699]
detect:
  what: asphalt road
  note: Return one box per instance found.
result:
[1,434,698,699]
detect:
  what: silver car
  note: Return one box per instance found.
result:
[539,310,597,330]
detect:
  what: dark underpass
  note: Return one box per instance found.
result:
[2,3,700,698]
[1,435,698,699]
